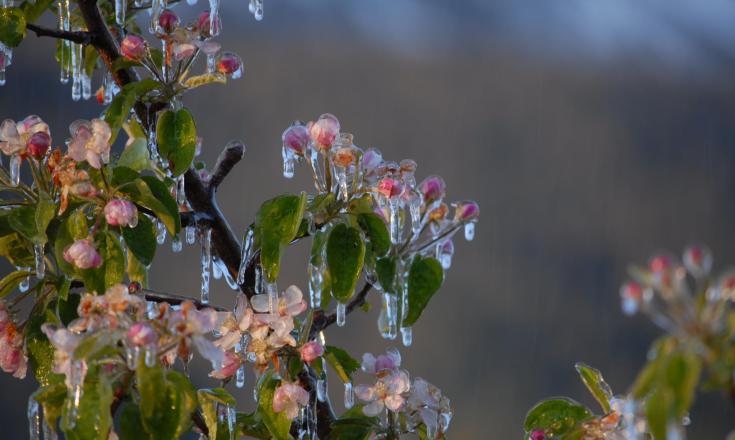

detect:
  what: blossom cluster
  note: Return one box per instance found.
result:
[0,301,26,378]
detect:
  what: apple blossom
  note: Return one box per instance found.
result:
[0,115,50,156]
[300,340,324,363]
[308,113,340,150]
[216,52,243,78]
[362,348,401,376]
[418,175,446,204]
[104,199,139,227]
[27,131,51,158]
[273,382,309,420]
[209,351,241,379]
[120,34,147,61]
[67,119,112,169]
[282,123,309,155]
[158,9,179,34]
[63,238,103,270]
[127,322,157,347]
[355,369,411,416]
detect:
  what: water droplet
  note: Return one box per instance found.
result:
[27,397,40,440]
[171,236,182,253]
[70,38,82,101]
[9,153,20,186]
[400,326,413,347]
[227,405,236,440]
[18,267,30,292]
[201,227,212,304]
[336,302,346,327]
[212,254,223,280]
[149,0,164,33]
[208,0,221,36]
[176,175,186,205]
[409,192,422,235]
[464,222,475,241]
[34,243,44,279]
[146,301,157,319]
[237,227,254,285]
[81,73,91,100]
[378,292,398,340]
[343,382,354,409]
[68,361,86,425]
[235,360,245,388]
[254,264,263,294]
[388,197,403,245]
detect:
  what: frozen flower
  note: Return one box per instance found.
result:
[171,29,198,61]
[197,11,221,37]
[252,285,307,318]
[376,177,404,198]
[453,200,479,221]
[127,322,157,347]
[63,238,103,270]
[530,430,546,440]
[0,322,26,378]
[308,113,340,151]
[273,382,309,420]
[362,348,401,376]
[282,123,309,155]
[407,378,452,437]
[120,34,147,61]
[104,199,138,228]
[50,156,96,214]
[214,293,254,350]
[42,324,82,383]
[216,52,242,78]
[67,119,111,169]
[418,175,446,204]
[27,131,51,158]
[168,302,224,369]
[683,244,712,277]
[158,9,180,34]
[0,115,50,156]
[300,340,324,363]
[209,350,241,379]
[355,369,411,416]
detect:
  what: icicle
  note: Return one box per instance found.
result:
[56,0,70,83]
[251,0,263,21]
[186,225,196,244]
[102,72,113,104]
[34,243,45,279]
[409,193,422,235]
[161,39,169,80]
[148,123,162,167]
[147,301,157,319]
[81,72,92,100]
[464,222,475,241]
[186,0,197,5]
[400,326,413,347]
[171,236,182,253]
[335,166,349,202]
[378,293,398,340]
[308,262,323,308]
[0,43,9,86]
[115,0,126,25]
[223,265,238,290]
[336,302,346,327]
[282,145,296,178]
[9,153,20,186]
[149,0,164,34]
[208,0,221,36]
[176,175,186,205]
[71,38,82,101]
[308,146,324,192]
[201,227,212,304]
[265,280,278,314]
[316,376,327,402]
[212,254,223,280]
[144,345,156,367]
[125,345,140,369]
[254,264,263,294]
[42,419,57,440]
[27,397,40,440]
[227,405,236,440]
[68,361,86,425]
[435,240,454,270]
[343,382,354,409]
[388,198,402,245]
[237,227,254,285]
[235,338,246,388]
[156,220,166,244]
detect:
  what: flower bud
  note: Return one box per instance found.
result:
[299,340,324,363]
[63,239,103,269]
[362,148,383,172]
[120,34,147,62]
[530,430,545,440]
[158,9,180,34]
[104,199,138,227]
[197,11,221,37]
[27,131,51,158]
[216,52,242,78]
[453,200,479,221]
[419,175,446,203]
[377,177,403,198]
[683,244,712,277]
[210,351,240,379]
[308,113,340,150]
[127,322,157,346]
[282,123,309,155]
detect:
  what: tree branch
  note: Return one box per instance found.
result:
[209,141,245,190]
[310,283,373,339]
[26,23,93,45]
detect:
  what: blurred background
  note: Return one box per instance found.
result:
[3,0,735,437]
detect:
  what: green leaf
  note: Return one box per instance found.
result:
[0,232,33,267]
[327,406,379,440]
[8,205,37,241]
[117,138,151,171]
[257,371,293,440]
[83,45,98,77]
[127,251,148,286]
[35,190,56,244]
[22,0,54,22]
[357,213,390,257]
[156,108,197,176]
[323,345,360,383]
[61,367,114,440]
[198,388,237,440]
[121,214,156,266]
[665,351,701,419]
[255,193,307,282]
[119,402,154,440]
[645,388,673,440]
[375,257,396,292]
[25,306,63,387]
[104,79,158,143]
[33,383,66,434]
[73,329,121,361]
[80,231,124,294]
[0,269,31,298]
[574,363,613,413]
[136,360,196,439]
[0,7,26,47]
[111,165,140,187]
[524,398,592,436]
[326,223,365,303]
[140,175,181,234]
[403,256,444,326]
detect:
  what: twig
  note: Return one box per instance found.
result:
[310,283,373,338]
[209,141,246,190]
[26,23,93,45]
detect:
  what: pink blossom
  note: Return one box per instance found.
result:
[251,285,307,318]
[158,9,179,34]
[407,378,452,436]
[209,351,241,379]
[273,382,309,420]
[362,148,384,174]
[63,239,103,269]
[41,324,82,382]
[376,177,404,198]
[120,34,147,61]
[355,369,411,416]
[104,199,138,227]
[0,324,26,378]
[0,115,50,156]
[308,113,340,150]
[197,11,221,37]
[453,200,479,221]
[127,322,157,346]
[67,119,111,169]
[362,348,401,375]
[217,52,242,78]
[282,123,309,155]
[300,340,324,363]
[214,293,254,350]
[27,131,51,158]
[418,175,446,203]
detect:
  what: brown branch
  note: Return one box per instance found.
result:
[210,141,246,189]
[26,23,93,45]
[311,283,373,339]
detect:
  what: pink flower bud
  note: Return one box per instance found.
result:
[299,340,324,363]
[530,430,545,440]
[418,175,446,203]
[282,123,309,155]
[127,322,156,346]
[683,244,712,277]
[27,131,51,159]
[377,177,404,198]
[273,383,310,420]
[648,254,672,273]
[308,113,340,150]
[158,9,179,34]
[454,200,479,221]
[104,199,138,227]
[63,239,102,270]
[120,34,147,62]
[374,354,398,372]
[620,281,644,316]
[362,148,383,172]
[210,351,241,379]
[216,52,242,78]
[197,11,221,37]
